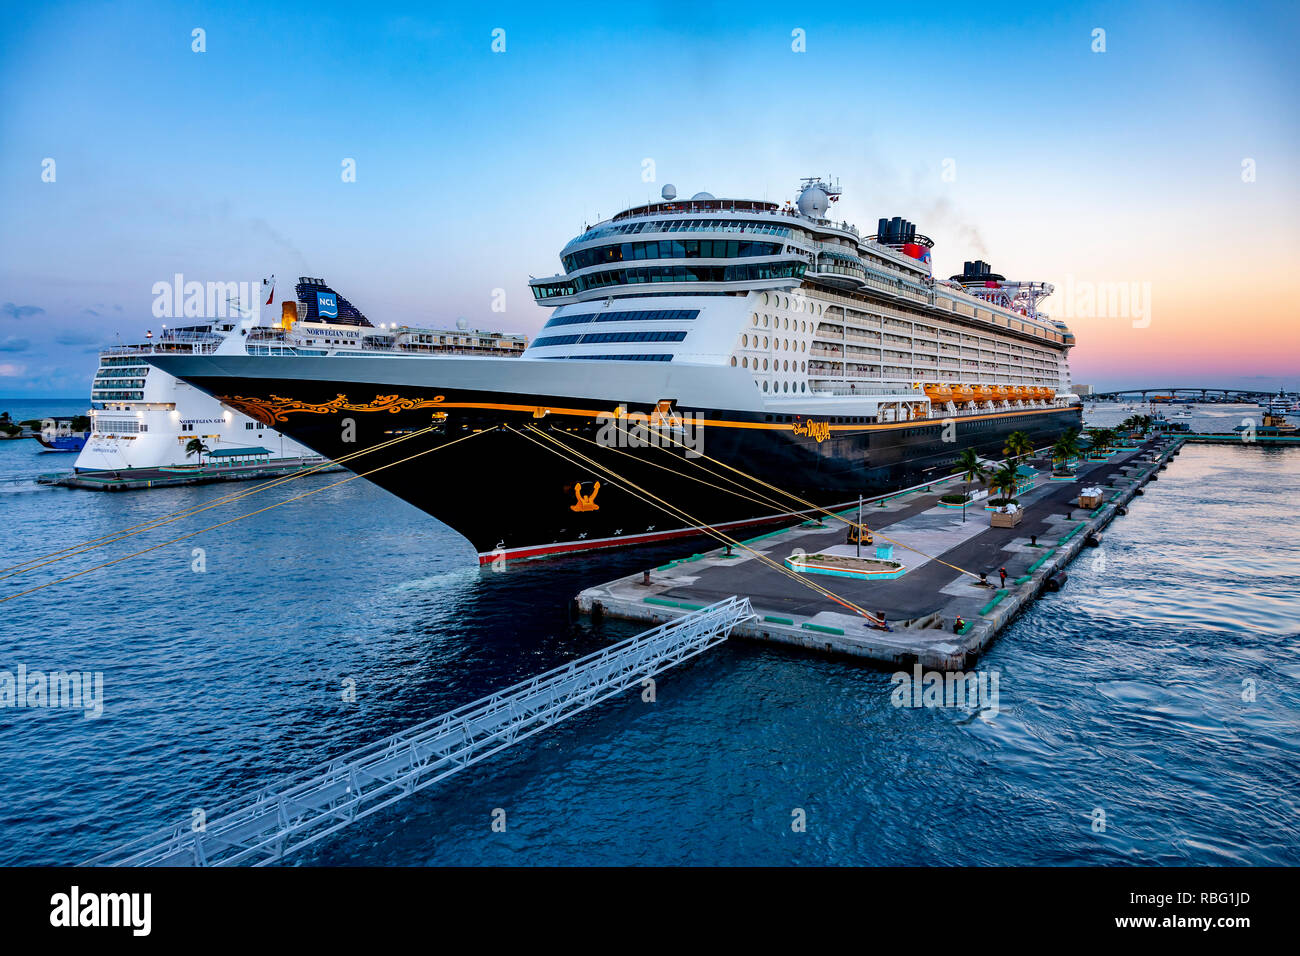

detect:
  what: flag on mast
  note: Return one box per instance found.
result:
[262,275,275,306]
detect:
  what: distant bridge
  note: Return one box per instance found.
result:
[1087,387,1280,401]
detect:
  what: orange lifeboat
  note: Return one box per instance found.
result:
[924,383,953,403]
[951,383,975,405]
[1009,386,1026,403]
[976,385,994,403]
[991,385,1010,402]
[1042,387,1055,401]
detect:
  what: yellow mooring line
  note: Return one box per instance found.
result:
[0,427,496,605]
[0,426,442,582]
[512,425,886,626]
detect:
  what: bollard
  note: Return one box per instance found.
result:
[641,570,651,586]
[1030,534,1038,547]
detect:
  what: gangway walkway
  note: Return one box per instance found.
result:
[89,596,754,867]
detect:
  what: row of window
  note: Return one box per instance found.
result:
[531,262,807,299]
[539,353,674,362]
[562,240,782,272]
[532,330,689,348]
[91,390,145,400]
[94,419,145,433]
[542,309,700,329]
[569,218,794,246]
[93,378,146,388]
[733,357,808,372]
[98,357,151,368]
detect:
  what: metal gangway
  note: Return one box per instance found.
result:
[89,596,754,867]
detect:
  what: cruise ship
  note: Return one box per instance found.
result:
[76,278,527,474]
[148,179,1082,562]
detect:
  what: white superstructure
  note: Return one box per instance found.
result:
[526,179,1077,423]
[76,278,528,473]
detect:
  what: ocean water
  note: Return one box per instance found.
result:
[0,402,1297,865]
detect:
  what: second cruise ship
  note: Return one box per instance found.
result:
[148,179,1082,561]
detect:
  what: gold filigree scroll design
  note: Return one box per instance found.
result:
[217,394,447,427]
[570,481,600,512]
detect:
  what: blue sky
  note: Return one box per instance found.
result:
[2,0,1298,394]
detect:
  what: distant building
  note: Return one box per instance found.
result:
[1073,383,1093,396]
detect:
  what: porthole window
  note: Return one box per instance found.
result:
[730,356,737,367]
[784,339,790,350]
[761,293,769,305]
[742,334,748,347]
[742,356,749,368]
[763,381,769,392]
[783,360,789,371]
[752,314,758,327]
[801,342,806,352]
[784,317,790,330]
[783,381,789,393]
[801,382,807,392]
[763,358,769,370]
[762,336,769,348]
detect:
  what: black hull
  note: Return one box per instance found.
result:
[190,375,1083,563]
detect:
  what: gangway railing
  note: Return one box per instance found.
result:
[88,596,754,867]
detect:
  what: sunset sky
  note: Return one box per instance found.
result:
[2,0,1297,394]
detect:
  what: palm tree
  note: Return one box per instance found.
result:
[1051,428,1081,474]
[989,462,1020,505]
[950,447,989,523]
[1086,427,1116,455]
[1003,430,1034,463]
[185,437,210,467]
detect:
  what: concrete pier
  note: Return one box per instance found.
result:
[576,437,1184,670]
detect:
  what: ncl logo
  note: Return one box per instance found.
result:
[317,292,338,319]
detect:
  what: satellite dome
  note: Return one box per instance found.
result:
[456,317,468,330]
[661,184,677,200]
[690,191,715,201]
[796,184,830,218]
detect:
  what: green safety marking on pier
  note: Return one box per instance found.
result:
[957,621,974,636]
[1014,574,1032,586]
[763,615,795,625]
[978,589,1010,616]
[643,597,679,608]
[801,622,845,636]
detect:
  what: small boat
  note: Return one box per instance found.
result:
[34,419,88,453]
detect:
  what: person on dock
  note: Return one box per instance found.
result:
[999,567,1007,588]
[953,615,965,634]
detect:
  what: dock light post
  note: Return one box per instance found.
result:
[857,495,862,558]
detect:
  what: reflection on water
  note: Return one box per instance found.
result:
[0,420,1296,865]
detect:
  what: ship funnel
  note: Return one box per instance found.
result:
[281,300,298,330]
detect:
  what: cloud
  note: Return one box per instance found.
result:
[2,303,45,320]
[55,330,104,346]
[0,363,27,377]
[0,337,31,352]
